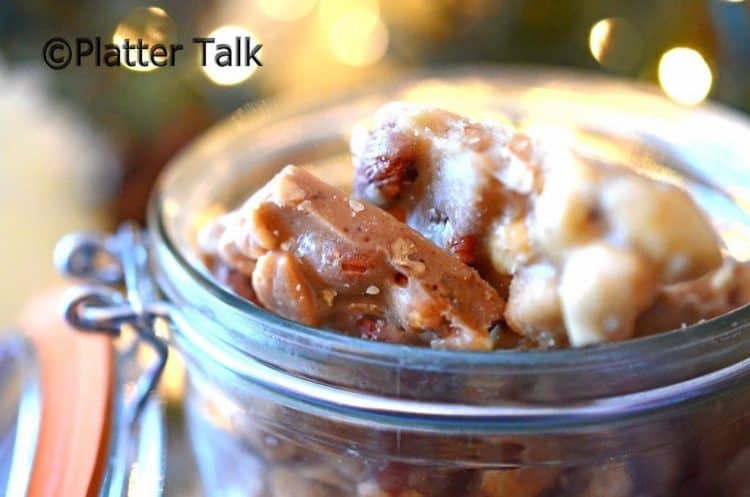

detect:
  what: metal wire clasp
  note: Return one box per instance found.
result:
[54,222,170,424]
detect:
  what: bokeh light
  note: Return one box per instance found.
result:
[319,0,380,27]
[588,17,641,72]
[327,8,389,66]
[658,47,713,106]
[589,18,613,62]
[113,6,176,72]
[200,25,259,86]
[258,0,317,22]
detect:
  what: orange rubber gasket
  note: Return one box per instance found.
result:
[21,290,114,497]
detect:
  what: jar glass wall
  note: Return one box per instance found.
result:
[149,68,750,496]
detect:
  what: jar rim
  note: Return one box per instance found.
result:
[166,293,750,432]
[150,65,750,407]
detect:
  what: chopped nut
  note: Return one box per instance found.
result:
[390,238,426,276]
[348,198,365,214]
[252,252,319,326]
[357,315,385,340]
[365,285,380,295]
[322,289,337,306]
[401,491,425,497]
[450,235,479,266]
[341,257,370,274]
[357,481,387,497]
[391,238,417,261]
[636,258,750,336]
[480,468,558,497]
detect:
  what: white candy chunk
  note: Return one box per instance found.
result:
[560,243,656,346]
[533,150,602,259]
[601,175,721,282]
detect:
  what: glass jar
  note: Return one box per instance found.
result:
[68,68,750,496]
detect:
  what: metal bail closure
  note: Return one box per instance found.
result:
[54,223,170,428]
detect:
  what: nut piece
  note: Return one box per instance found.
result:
[480,468,558,497]
[359,464,481,497]
[636,258,750,335]
[581,464,634,497]
[252,252,321,327]
[269,466,350,497]
[504,265,566,347]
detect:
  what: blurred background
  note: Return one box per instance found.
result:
[0,0,749,325]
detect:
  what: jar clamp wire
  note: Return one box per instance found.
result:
[54,222,169,497]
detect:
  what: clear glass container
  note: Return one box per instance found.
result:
[148,68,750,496]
